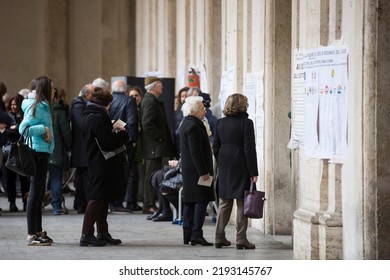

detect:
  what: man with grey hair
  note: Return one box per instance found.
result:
[92,77,110,91]
[108,79,138,213]
[140,77,175,215]
[69,83,94,214]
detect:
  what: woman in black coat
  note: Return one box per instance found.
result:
[212,93,258,250]
[79,87,129,247]
[179,96,215,246]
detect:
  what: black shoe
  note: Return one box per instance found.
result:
[130,204,142,211]
[97,233,122,245]
[77,208,85,214]
[146,211,161,220]
[190,237,213,246]
[10,203,18,212]
[37,230,53,244]
[152,214,173,222]
[80,235,107,247]
[110,206,132,214]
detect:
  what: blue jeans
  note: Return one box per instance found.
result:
[48,164,63,213]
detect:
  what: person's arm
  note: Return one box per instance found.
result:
[125,97,138,143]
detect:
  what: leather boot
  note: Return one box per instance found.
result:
[79,235,107,247]
[97,232,122,245]
[236,239,255,250]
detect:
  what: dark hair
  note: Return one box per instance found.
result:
[0,82,7,97]
[8,94,24,114]
[128,85,143,97]
[175,86,189,109]
[29,76,54,123]
[90,87,113,107]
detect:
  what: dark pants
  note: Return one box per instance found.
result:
[6,167,30,204]
[143,158,162,208]
[26,152,49,235]
[81,199,109,236]
[182,201,208,242]
[73,167,89,211]
[125,160,139,205]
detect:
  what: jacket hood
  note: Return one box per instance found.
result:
[71,96,87,107]
[21,98,50,113]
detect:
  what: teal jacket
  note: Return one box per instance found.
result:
[19,98,55,154]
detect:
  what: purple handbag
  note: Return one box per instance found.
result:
[243,179,266,219]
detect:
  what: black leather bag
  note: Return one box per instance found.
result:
[160,164,183,193]
[5,126,36,177]
[243,179,266,219]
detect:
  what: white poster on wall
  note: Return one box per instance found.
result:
[243,72,264,184]
[219,67,235,114]
[303,46,348,159]
[288,50,305,150]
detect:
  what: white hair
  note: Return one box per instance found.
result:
[182,96,203,117]
[144,81,158,92]
[92,77,110,90]
[112,80,127,92]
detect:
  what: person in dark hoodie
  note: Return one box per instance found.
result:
[69,84,94,214]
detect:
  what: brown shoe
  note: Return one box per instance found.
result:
[215,239,232,248]
[236,240,255,250]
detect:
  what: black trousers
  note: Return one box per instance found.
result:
[73,167,89,211]
[182,201,208,241]
[81,199,109,236]
[26,152,49,235]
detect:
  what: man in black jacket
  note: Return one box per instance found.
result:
[108,79,138,213]
[140,77,175,215]
[69,84,94,214]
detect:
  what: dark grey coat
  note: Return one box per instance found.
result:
[179,116,215,203]
[140,92,175,159]
[213,112,258,199]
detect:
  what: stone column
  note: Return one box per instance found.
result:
[45,0,68,90]
[319,162,343,259]
[362,0,378,260]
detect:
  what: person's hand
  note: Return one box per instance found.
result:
[168,160,179,167]
[43,127,51,143]
[202,173,210,181]
[251,176,258,183]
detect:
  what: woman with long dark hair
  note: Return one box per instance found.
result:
[19,76,55,246]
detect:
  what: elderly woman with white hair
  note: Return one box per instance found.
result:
[179,96,215,246]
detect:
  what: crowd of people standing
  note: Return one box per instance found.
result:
[0,77,259,250]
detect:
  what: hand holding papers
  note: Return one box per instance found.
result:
[113,119,126,132]
[198,175,213,187]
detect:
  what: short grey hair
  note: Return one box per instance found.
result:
[92,77,109,90]
[182,96,203,117]
[144,81,159,92]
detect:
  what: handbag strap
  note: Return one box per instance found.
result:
[19,126,34,148]
[250,179,256,193]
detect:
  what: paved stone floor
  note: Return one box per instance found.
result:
[0,192,293,260]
